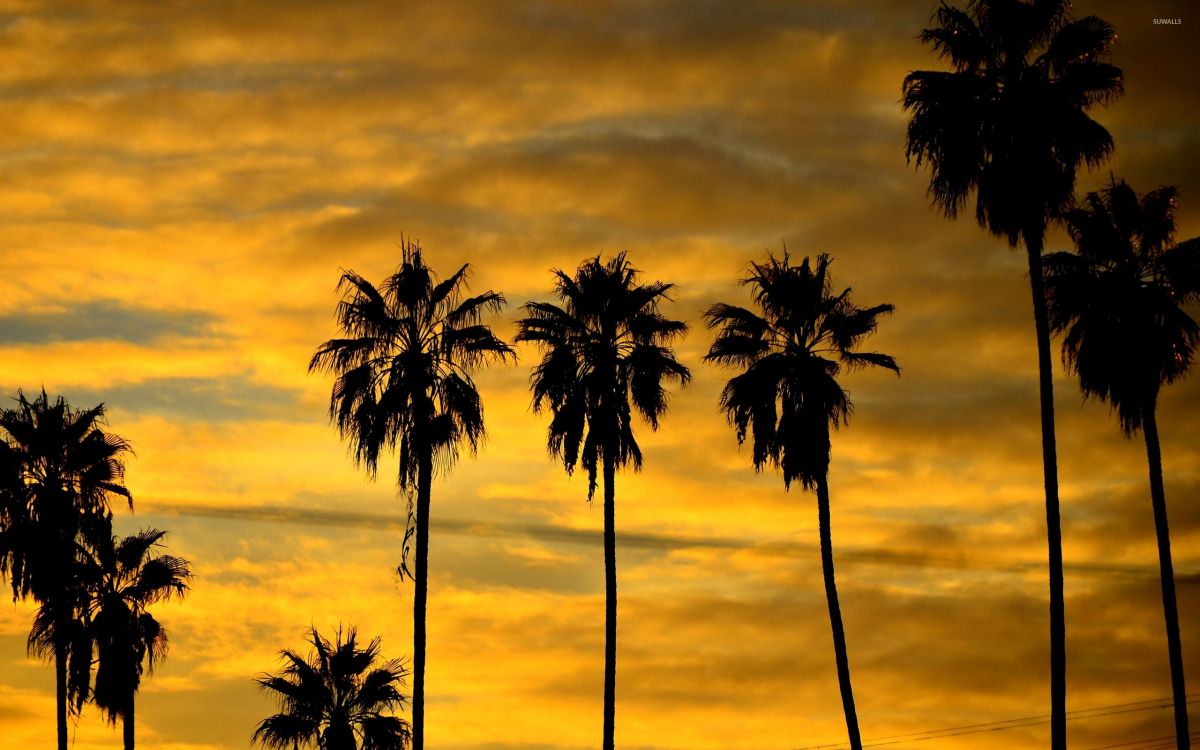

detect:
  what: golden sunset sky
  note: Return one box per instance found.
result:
[1,1,1198,748]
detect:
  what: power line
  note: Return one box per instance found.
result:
[1088,733,1200,750]
[793,694,1198,750]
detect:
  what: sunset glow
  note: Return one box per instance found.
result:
[1,2,1198,749]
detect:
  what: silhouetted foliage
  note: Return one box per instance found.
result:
[253,626,411,750]
[86,522,191,750]
[705,253,898,488]
[1045,179,1199,750]
[515,252,690,750]
[1046,180,1200,431]
[309,240,513,750]
[705,252,897,750]
[0,390,132,750]
[903,2,1122,744]
[903,0,1121,242]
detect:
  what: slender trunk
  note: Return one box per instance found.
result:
[602,453,617,750]
[124,692,135,750]
[1143,404,1190,750]
[412,446,433,750]
[817,473,862,750]
[1026,240,1066,750]
[55,639,68,750]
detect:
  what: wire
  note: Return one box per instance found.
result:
[793,694,1199,750]
[1086,732,1200,750]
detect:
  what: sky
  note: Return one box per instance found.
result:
[0,1,1198,749]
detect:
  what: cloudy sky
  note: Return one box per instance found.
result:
[1,1,1198,748]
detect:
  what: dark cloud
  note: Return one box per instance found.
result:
[71,374,304,422]
[143,501,1193,582]
[2,0,1198,747]
[0,299,213,344]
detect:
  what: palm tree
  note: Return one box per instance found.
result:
[515,252,690,750]
[0,390,133,750]
[1044,179,1200,750]
[254,626,411,750]
[704,253,897,750]
[902,2,1123,744]
[309,240,514,750]
[86,522,192,750]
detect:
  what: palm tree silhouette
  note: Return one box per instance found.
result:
[903,3,1122,744]
[253,626,411,750]
[704,253,897,750]
[1044,179,1199,750]
[86,522,191,750]
[515,253,690,750]
[0,390,132,750]
[309,240,514,750]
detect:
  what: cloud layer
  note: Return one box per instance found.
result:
[1,1,1198,748]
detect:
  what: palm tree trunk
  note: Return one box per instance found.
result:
[55,639,68,750]
[412,446,433,750]
[816,473,862,750]
[124,693,135,750]
[602,452,617,750]
[1143,404,1190,750]
[1027,239,1066,750]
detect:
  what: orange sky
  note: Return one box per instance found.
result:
[1,1,1198,748]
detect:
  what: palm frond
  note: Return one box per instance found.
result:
[1040,15,1117,74]
[87,525,190,724]
[311,243,511,492]
[905,0,1122,241]
[919,4,986,69]
[254,626,410,750]
[1045,179,1200,434]
[516,253,689,491]
[706,253,897,489]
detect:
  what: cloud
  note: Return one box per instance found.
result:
[1,0,1198,748]
[70,374,304,423]
[141,501,1195,582]
[0,300,213,344]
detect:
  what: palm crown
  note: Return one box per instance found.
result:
[0,390,133,720]
[903,0,1122,244]
[515,252,691,498]
[704,253,898,489]
[0,390,132,598]
[87,524,191,730]
[254,626,411,750]
[309,241,515,490]
[1044,179,1200,432]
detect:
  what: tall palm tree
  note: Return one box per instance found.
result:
[0,390,133,750]
[309,241,514,750]
[903,2,1122,744]
[254,626,411,750]
[704,253,897,750]
[515,252,690,750]
[1044,179,1200,750]
[85,522,192,750]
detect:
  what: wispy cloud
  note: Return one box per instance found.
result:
[72,374,304,422]
[142,501,1193,580]
[1,0,1197,747]
[0,300,213,344]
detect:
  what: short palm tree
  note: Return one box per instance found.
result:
[704,253,897,750]
[309,241,514,750]
[86,523,192,750]
[254,626,411,750]
[515,252,690,750]
[903,2,1122,744]
[1044,179,1200,750]
[0,390,133,750]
